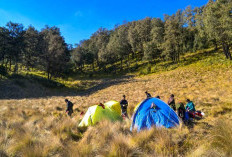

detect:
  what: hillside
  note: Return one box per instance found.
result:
[0,49,232,156]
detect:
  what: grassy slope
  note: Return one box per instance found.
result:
[0,49,232,156]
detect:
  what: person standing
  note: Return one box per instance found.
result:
[65,99,74,117]
[168,94,176,111]
[120,95,128,118]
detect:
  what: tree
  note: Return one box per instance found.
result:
[95,28,111,69]
[71,44,85,72]
[0,27,10,67]
[143,41,161,63]
[6,22,25,72]
[162,10,184,62]
[128,18,152,61]
[194,6,209,50]
[203,0,232,59]
[183,6,197,52]
[23,26,40,70]
[143,18,164,62]
[106,24,132,70]
[40,26,69,79]
[81,40,95,70]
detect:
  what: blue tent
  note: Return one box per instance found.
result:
[130,98,180,132]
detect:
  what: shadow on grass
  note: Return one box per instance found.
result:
[0,49,220,100]
[0,73,134,99]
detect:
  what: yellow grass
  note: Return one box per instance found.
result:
[0,50,232,156]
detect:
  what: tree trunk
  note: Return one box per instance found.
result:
[1,57,4,66]
[222,43,229,59]
[9,58,12,71]
[132,52,135,59]
[14,60,18,73]
[5,59,8,72]
[96,59,100,70]
[127,55,130,68]
[226,44,231,60]
[92,62,95,72]
[140,52,143,61]
[213,39,218,51]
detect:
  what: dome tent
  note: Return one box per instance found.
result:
[79,101,122,127]
[104,100,121,115]
[130,98,180,132]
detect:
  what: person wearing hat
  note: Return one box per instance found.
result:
[65,99,74,117]
[120,95,129,118]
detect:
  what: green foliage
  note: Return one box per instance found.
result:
[0,0,231,78]
[40,26,70,79]
[203,0,232,59]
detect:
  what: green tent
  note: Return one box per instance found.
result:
[104,100,121,115]
[79,101,122,127]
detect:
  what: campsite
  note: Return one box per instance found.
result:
[0,0,232,156]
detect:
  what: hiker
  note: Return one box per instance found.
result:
[65,99,74,117]
[120,95,128,118]
[185,99,196,119]
[185,99,196,112]
[168,94,176,111]
[177,102,186,121]
[145,91,152,99]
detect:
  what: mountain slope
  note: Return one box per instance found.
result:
[0,49,232,156]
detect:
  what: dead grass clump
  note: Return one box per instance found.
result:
[107,134,142,157]
[207,119,232,156]
[51,118,82,142]
[131,127,180,156]
[7,133,39,156]
[75,120,132,156]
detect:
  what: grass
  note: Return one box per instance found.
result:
[0,48,232,156]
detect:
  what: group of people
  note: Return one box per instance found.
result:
[119,91,197,121]
[64,91,197,122]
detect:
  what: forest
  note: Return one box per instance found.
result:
[0,0,231,79]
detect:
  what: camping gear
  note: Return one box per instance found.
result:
[130,98,180,132]
[104,100,121,115]
[188,110,204,119]
[79,101,122,127]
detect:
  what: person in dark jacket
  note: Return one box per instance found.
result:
[145,91,152,99]
[168,94,176,111]
[120,95,128,118]
[65,99,74,117]
[156,95,160,99]
[177,102,186,120]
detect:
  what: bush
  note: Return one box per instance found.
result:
[139,64,152,75]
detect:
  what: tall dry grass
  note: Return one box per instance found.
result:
[0,51,232,156]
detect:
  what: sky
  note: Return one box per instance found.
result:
[0,0,208,45]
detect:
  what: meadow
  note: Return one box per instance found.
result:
[0,49,232,157]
